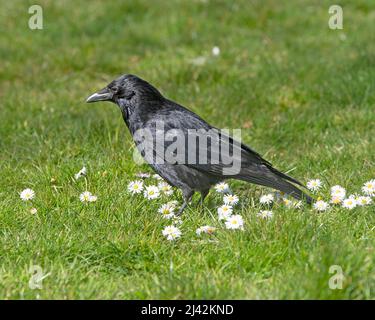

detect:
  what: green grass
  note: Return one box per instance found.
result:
[0,0,374,299]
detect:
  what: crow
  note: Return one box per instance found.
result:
[87,74,312,214]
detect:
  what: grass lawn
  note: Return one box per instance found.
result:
[0,0,374,299]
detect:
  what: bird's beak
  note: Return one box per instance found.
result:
[86,87,113,103]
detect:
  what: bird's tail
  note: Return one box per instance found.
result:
[239,167,313,204]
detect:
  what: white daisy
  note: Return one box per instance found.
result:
[158,203,176,219]
[313,200,329,211]
[127,180,144,194]
[225,215,244,230]
[30,208,38,214]
[74,166,87,180]
[292,200,303,209]
[362,180,375,196]
[214,182,230,193]
[282,197,293,208]
[274,191,286,200]
[356,196,372,206]
[330,185,346,200]
[257,210,273,219]
[172,216,183,225]
[196,225,216,235]
[88,195,97,202]
[135,172,151,179]
[260,193,274,205]
[330,196,343,205]
[223,194,239,205]
[342,198,357,210]
[190,56,207,66]
[20,188,35,201]
[144,185,160,199]
[166,200,179,208]
[307,179,322,192]
[212,46,220,56]
[158,182,174,196]
[217,204,233,220]
[152,174,163,181]
[79,191,93,203]
[162,225,182,241]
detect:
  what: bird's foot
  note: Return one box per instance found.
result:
[176,202,187,216]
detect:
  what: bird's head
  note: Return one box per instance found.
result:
[86,74,163,110]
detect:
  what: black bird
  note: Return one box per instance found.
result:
[87,74,312,214]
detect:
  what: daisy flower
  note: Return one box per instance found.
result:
[217,204,233,220]
[152,174,163,181]
[172,216,183,225]
[135,172,151,179]
[282,197,293,207]
[20,188,35,201]
[257,210,273,219]
[88,195,97,202]
[313,200,329,212]
[212,46,220,56]
[223,194,239,206]
[342,197,357,210]
[196,225,216,235]
[127,180,144,195]
[214,182,229,193]
[79,191,97,203]
[158,181,174,196]
[274,191,286,200]
[260,193,274,205]
[307,179,322,192]
[356,196,372,206]
[166,200,179,208]
[330,185,346,200]
[162,225,182,241]
[292,200,303,209]
[30,208,38,214]
[74,166,87,180]
[190,56,207,66]
[330,196,343,205]
[144,185,160,199]
[158,203,176,219]
[362,180,375,196]
[281,197,302,209]
[79,191,91,202]
[225,215,244,230]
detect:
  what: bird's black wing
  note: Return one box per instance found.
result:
[143,103,311,202]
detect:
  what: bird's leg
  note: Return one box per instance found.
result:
[176,190,194,216]
[200,189,209,206]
